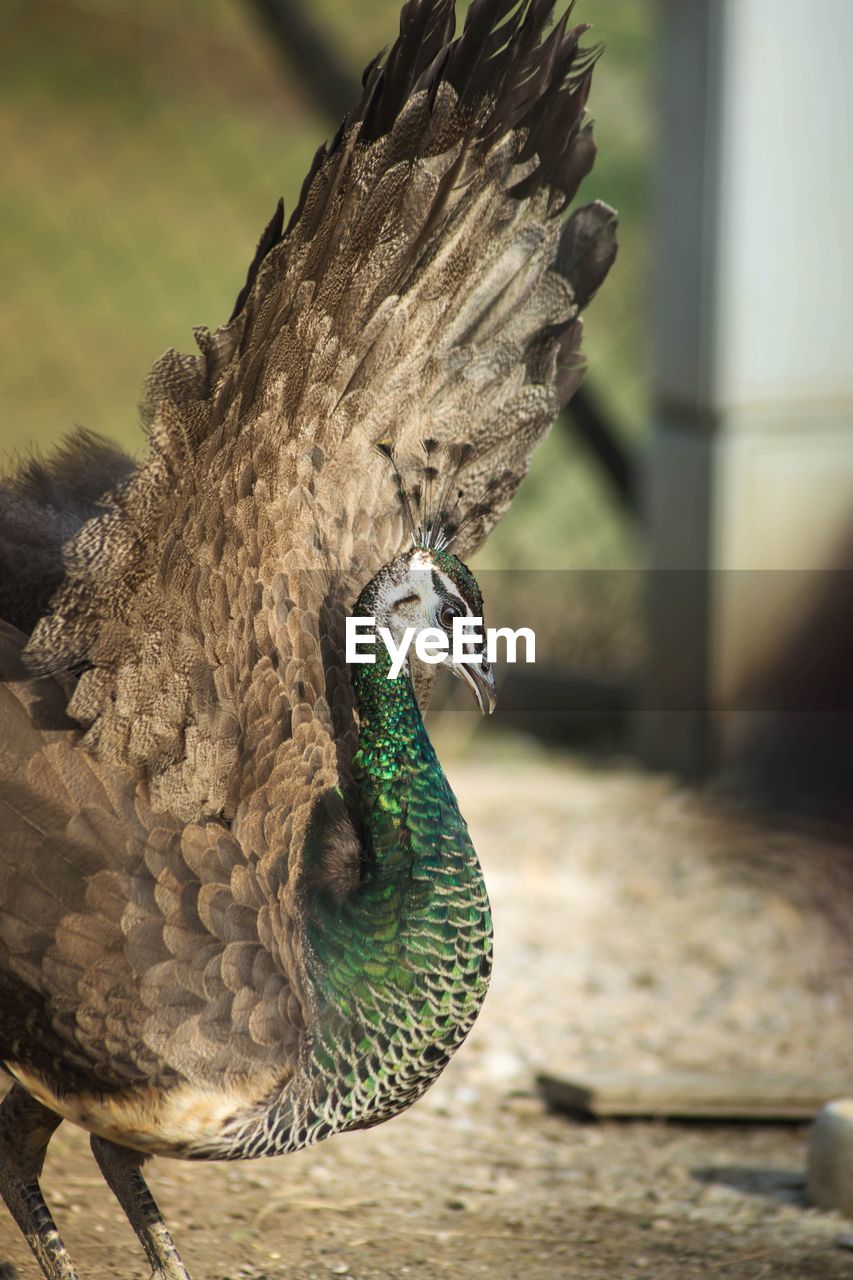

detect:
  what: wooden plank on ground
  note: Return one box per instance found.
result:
[535,1072,853,1122]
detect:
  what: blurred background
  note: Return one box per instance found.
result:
[1,0,851,821]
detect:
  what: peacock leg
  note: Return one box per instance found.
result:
[0,1083,78,1280]
[89,1135,191,1280]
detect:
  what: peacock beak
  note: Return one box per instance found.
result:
[456,657,497,716]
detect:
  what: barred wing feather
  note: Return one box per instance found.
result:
[22,0,616,836]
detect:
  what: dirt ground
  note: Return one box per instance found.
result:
[2,755,853,1280]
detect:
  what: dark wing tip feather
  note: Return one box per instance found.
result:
[359,0,598,197]
[228,197,285,323]
[558,198,619,308]
[233,0,604,325]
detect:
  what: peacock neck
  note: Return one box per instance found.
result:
[319,624,483,987]
[345,579,472,902]
[350,636,442,840]
[299,599,492,1140]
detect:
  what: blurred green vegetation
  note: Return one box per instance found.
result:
[1,0,652,666]
[1,0,325,454]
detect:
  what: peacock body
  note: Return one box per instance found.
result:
[0,1,616,1275]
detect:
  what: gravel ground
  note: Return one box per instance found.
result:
[2,755,853,1279]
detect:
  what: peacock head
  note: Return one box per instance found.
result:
[363,545,497,715]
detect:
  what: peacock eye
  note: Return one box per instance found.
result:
[439,600,464,630]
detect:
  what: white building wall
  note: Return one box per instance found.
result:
[642,0,853,777]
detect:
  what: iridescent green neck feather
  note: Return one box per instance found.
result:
[302,577,493,1138]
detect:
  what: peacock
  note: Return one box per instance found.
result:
[0,1,617,1276]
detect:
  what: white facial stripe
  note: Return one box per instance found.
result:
[430,568,469,615]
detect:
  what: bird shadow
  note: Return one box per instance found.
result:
[692,1164,809,1207]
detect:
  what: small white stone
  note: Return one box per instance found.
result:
[807,1099,853,1216]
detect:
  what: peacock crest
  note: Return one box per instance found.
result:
[378,437,514,555]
